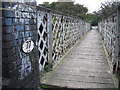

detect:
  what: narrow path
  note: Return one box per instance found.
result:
[42,30,115,88]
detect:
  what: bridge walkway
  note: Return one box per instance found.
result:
[41,30,115,88]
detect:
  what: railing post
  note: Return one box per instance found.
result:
[0,1,2,89]
[115,8,119,72]
[48,12,53,68]
[117,6,120,89]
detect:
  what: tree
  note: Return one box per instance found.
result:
[57,0,74,2]
[95,0,120,20]
[39,1,88,20]
[41,2,51,8]
[84,0,120,26]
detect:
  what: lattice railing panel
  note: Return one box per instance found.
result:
[98,15,118,70]
[51,15,90,65]
[37,7,90,71]
[37,11,48,71]
[52,14,63,63]
[1,1,90,88]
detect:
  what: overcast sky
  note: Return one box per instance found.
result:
[36,0,117,13]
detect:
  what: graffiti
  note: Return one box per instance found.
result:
[2,2,90,87]
[2,1,39,88]
[10,3,35,79]
[19,56,32,80]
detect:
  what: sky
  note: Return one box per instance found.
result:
[36,0,116,13]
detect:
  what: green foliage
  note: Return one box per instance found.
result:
[39,1,88,20]
[86,0,120,26]
[41,2,51,8]
[40,84,49,88]
[39,0,120,26]
[85,13,99,26]
[95,0,120,21]
[100,1,119,16]
[44,65,52,72]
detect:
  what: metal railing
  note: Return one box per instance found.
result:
[37,6,90,71]
[2,1,90,88]
[98,6,120,88]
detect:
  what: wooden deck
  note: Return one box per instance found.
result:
[41,30,115,88]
